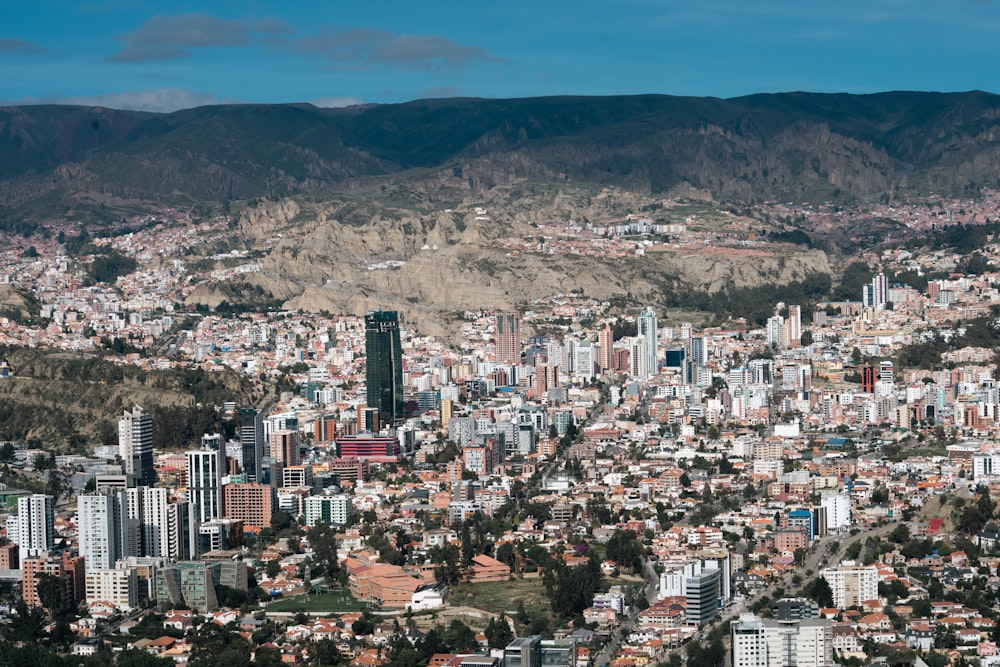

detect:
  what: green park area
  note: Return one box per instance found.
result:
[264,591,368,613]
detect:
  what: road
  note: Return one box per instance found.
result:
[591,519,903,667]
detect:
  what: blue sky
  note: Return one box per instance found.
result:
[2,0,999,112]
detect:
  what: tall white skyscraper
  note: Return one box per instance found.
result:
[187,441,225,525]
[17,494,54,564]
[629,336,649,379]
[119,405,154,487]
[872,273,888,310]
[638,307,659,376]
[126,486,172,559]
[78,491,126,570]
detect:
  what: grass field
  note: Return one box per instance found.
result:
[264,591,368,613]
[447,577,550,617]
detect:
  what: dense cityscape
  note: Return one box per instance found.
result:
[1,190,1000,667]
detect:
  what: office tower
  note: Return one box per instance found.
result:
[78,491,126,570]
[820,562,877,609]
[690,336,706,367]
[598,324,614,372]
[685,568,722,625]
[187,441,224,525]
[365,310,404,426]
[119,405,154,487]
[637,307,659,376]
[240,408,264,483]
[494,310,522,364]
[224,483,276,531]
[17,494,55,564]
[504,636,541,667]
[574,340,596,380]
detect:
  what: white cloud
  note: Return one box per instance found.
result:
[108,13,292,63]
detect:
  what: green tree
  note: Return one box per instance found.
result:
[310,638,343,667]
[271,510,294,532]
[117,648,175,667]
[34,572,65,617]
[485,614,514,649]
[188,620,251,667]
[809,576,834,608]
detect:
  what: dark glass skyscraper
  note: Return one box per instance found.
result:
[240,408,264,483]
[365,310,404,426]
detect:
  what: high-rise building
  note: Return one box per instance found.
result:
[78,491,126,571]
[787,305,802,346]
[630,336,649,379]
[119,405,154,487]
[304,493,355,526]
[22,553,85,609]
[820,562,877,609]
[17,494,54,564]
[187,441,225,525]
[240,408,264,483]
[872,273,889,309]
[766,315,785,347]
[731,613,833,667]
[270,429,300,467]
[638,307,659,376]
[861,364,876,393]
[685,568,722,625]
[598,324,614,372]
[224,483,276,530]
[574,340,596,381]
[365,310,404,426]
[690,336,707,367]
[494,311,522,364]
[125,486,177,560]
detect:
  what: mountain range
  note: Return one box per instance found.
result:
[3,90,1000,225]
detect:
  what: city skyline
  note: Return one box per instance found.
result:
[2,1,1000,112]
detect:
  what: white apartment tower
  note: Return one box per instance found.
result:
[17,494,54,564]
[820,562,878,609]
[78,491,127,570]
[638,307,659,376]
[186,442,225,525]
